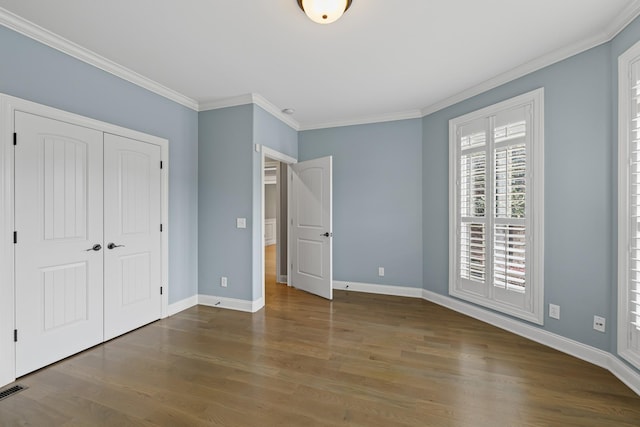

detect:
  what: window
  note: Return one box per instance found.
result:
[618,41,640,370]
[449,89,544,324]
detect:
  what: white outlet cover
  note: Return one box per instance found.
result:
[378,267,384,277]
[594,315,606,332]
[549,304,560,320]
[237,218,246,229]
[221,276,228,287]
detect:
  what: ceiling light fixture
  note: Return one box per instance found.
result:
[297,0,352,25]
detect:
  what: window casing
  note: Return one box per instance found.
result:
[618,41,640,370]
[449,89,544,324]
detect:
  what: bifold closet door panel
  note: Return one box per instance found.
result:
[14,111,104,377]
[103,133,162,341]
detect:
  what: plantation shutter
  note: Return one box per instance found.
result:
[617,40,640,369]
[628,61,640,346]
[458,119,488,295]
[451,89,543,324]
[492,106,530,309]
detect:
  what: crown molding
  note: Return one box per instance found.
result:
[198,94,255,112]
[607,0,640,40]
[251,94,300,131]
[199,93,300,131]
[299,109,423,131]
[421,1,640,117]
[0,7,199,111]
[3,1,640,128]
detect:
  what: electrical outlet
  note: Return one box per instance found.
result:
[594,315,606,333]
[549,304,560,320]
[236,218,246,229]
[221,276,228,288]
[378,267,385,277]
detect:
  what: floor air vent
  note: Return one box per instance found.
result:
[0,384,27,401]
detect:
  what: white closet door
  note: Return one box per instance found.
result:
[15,112,104,377]
[104,133,162,341]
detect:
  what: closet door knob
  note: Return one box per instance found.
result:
[85,244,102,252]
[107,243,125,250]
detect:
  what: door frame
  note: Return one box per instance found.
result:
[0,94,170,388]
[260,145,296,307]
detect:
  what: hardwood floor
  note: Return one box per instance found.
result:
[1,246,639,426]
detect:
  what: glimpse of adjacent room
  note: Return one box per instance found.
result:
[264,157,288,302]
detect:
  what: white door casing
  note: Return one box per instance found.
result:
[104,133,162,340]
[14,112,105,376]
[290,156,333,300]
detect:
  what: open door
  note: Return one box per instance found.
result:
[290,156,333,300]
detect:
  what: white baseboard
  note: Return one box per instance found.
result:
[165,282,640,396]
[333,280,423,298]
[333,280,640,396]
[608,356,640,397]
[168,295,198,316]
[252,297,265,312]
[420,289,640,397]
[198,294,264,313]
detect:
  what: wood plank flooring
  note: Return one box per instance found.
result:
[1,245,639,426]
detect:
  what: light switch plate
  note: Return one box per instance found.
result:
[237,218,246,229]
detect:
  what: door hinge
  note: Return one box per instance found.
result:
[160,224,163,232]
[13,132,17,146]
[160,161,163,169]
[160,286,163,295]
[13,329,17,342]
[13,231,17,244]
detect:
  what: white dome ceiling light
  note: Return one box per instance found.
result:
[297,0,353,25]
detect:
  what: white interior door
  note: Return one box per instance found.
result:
[104,133,162,341]
[290,156,332,300]
[14,111,104,376]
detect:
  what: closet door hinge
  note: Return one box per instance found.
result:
[160,224,163,232]
[14,329,17,342]
[160,161,163,169]
[13,132,17,146]
[160,286,163,295]
[13,231,17,244]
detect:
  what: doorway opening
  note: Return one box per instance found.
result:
[260,146,333,306]
[264,157,287,302]
[260,147,296,306]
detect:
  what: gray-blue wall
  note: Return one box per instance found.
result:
[0,25,199,304]
[5,9,640,376]
[299,119,423,288]
[199,105,254,300]
[252,105,298,300]
[198,104,297,303]
[424,44,613,352]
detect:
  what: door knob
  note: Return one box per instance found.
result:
[85,244,102,252]
[107,243,125,250]
[321,232,332,237]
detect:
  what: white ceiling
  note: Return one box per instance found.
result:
[0,0,639,129]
